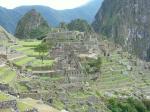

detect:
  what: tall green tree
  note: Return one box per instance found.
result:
[59,22,68,30]
[67,19,92,32]
[34,43,48,63]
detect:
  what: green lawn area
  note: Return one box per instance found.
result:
[23,48,39,56]
[2,71,16,83]
[19,40,41,47]
[15,82,29,93]
[14,40,46,57]
[15,47,33,51]
[0,67,8,75]
[31,59,54,67]
[17,101,33,112]
[0,66,17,84]
[15,47,39,56]
[0,92,10,101]
[14,57,35,66]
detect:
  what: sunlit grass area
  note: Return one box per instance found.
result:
[19,40,41,47]
[13,57,35,66]
[31,59,54,67]
[0,92,10,101]
[0,66,17,84]
[17,101,33,112]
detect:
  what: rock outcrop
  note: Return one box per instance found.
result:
[93,0,150,60]
[15,9,49,39]
[0,25,15,42]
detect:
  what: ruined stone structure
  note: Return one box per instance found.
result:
[0,100,19,112]
[24,108,38,112]
[0,83,14,93]
[45,31,101,85]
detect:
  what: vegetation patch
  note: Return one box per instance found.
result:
[107,98,150,112]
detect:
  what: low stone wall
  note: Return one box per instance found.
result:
[0,54,7,59]
[24,108,38,112]
[19,91,53,102]
[28,66,52,71]
[0,83,10,91]
[19,92,41,100]
[0,100,19,112]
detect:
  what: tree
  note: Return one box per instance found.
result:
[34,43,48,63]
[59,22,68,30]
[107,98,148,112]
[86,57,102,73]
[67,19,92,32]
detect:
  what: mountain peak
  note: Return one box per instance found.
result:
[15,9,49,39]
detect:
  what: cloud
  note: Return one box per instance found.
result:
[0,0,91,10]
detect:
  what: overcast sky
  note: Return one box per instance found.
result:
[0,0,91,10]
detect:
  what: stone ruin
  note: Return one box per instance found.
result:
[0,83,10,91]
[43,31,102,94]
[0,100,39,112]
[51,44,87,84]
[24,108,38,112]
[0,100,19,112]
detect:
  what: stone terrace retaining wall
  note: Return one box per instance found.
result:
[24,108,38,112]
[0,100,19,112]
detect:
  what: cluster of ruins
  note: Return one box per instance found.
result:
[44,31,102,92]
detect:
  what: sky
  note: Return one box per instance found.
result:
[0,0,91,10]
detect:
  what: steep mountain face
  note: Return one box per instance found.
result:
[15,9,49,39]
[0,25,15,41]
[0,0,103,33]
[93,0,150,60]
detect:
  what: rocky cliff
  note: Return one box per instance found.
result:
[0,25,15,42]
[93,0,150,60]
[15,9,49,39]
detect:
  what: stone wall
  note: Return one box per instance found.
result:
[0,83,10,91]
[24,108,38,112]
[0,100,19,112]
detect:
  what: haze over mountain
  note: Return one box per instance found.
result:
[0,0,103,34]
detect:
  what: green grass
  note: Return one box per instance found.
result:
[40,76,64,81]
[15,83,29,93]
[14,57,35,66]
[17,102,33,112]
[14,45,39,56]
[90,51,135,92]
[31,59,54,67]
[13,40,42,57]
[23,49,39,56]
[53,99,64,110]
[19,40,41,47]
[0,66,17,84]
[0,67,8,75]
[2,71,16,83]
[0,92,9,101]
[15,47,33,51]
